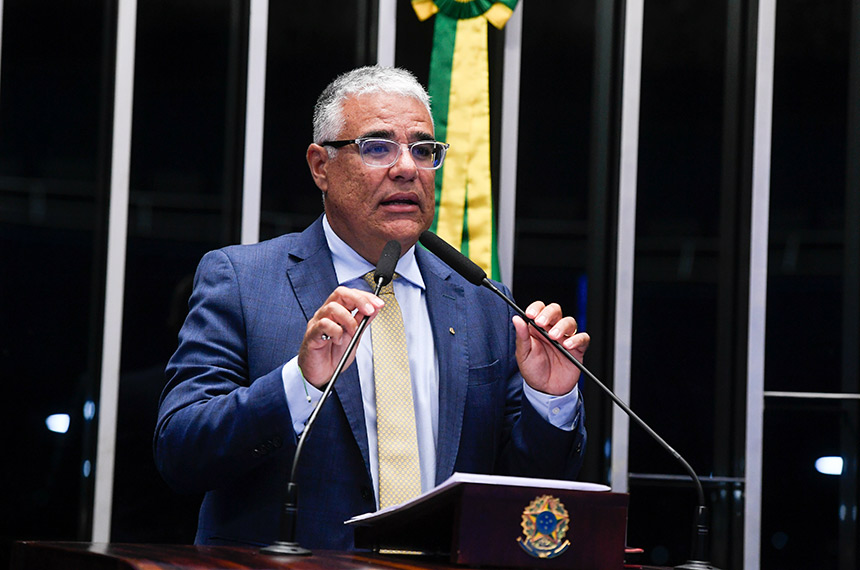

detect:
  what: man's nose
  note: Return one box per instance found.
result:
[389,144,419,178]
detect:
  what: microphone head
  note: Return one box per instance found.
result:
[374,240,401,286]
[419,231,487,286]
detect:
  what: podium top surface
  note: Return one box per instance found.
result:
[12,542,671,570]
[12,542,464,570]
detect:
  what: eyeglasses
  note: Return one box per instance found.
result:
[321,138,450,170]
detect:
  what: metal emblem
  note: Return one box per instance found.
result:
[517,494,571,559]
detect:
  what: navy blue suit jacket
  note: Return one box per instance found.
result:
[155,216,586,549]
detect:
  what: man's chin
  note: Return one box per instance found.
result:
[380,218,430,243]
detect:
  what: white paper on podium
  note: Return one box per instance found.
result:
[345,472,611,525]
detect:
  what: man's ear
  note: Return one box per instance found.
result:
[307,143,330,192]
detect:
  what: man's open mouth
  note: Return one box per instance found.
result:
[380,194,418,207]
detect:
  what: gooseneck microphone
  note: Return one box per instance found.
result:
[262,240,401,556]
[418,230,721,570]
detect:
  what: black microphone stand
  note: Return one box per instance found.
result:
[261,244,398,556]
[419,229,721,568]
[479,278,721,570]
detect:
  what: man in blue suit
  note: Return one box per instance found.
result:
[155,66,590,550]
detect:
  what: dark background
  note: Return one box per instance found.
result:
[1,1,857,568]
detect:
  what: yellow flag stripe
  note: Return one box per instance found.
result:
[411,0,438,21]
[436,19,479,251]
[463,20,493,272]
[436,16,493,273]
[484,4,514,29]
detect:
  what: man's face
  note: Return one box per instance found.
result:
[307,92,436,264]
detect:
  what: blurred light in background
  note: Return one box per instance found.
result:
[815,456,843,476]
[45,413,70,434]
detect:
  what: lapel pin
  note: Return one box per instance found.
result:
[449,327,455,335]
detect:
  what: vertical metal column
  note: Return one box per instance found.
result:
[240,0,268,245]
[497,1,523,289]
[92,0,137,543]
[0,0,5,98]
[744,0,776,567]
[377,0,396,67]
[610,0,644,494]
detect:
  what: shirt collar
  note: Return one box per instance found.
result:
[322,214,425,290]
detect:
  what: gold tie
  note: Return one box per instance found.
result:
[364,272,421,508]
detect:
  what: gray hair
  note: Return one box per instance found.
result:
[312,66,433,145]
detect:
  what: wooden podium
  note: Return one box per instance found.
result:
[349,473,629,569]
[12,474,633,570]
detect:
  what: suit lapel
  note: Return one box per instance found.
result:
[284,218,371,479]
[418,249,469,485]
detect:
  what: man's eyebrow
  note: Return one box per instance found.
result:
[360,129,395,139]
[358,129,436,142]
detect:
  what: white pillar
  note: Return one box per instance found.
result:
[744,0,777,567]
[610,0,644,494]
[497,1,523,289]
[92,0,137,543]
[377,0,397,67]
[240,0,269,245]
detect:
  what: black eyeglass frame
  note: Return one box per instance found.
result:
[320,137,450,170]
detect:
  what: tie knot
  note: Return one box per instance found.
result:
[364,271,396,296]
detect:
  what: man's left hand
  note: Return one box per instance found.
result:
[512,301,590,396]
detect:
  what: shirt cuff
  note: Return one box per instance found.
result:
[522,381,581,431]
[282,357,323,435]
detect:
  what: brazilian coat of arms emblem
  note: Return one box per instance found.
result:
[517,494,571,559]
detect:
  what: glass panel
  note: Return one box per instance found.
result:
[0,0,113,543]
[111,0,245,542]
[629,0,727,477]
[761,398,859,569]
[626,479,742,567]
[628,1,735,567]
[766,0,852,394]
[394,1,434,85]
[763,0,857,567]
[513,0,595,330]
[513,0,621,483]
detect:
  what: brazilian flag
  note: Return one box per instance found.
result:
[413,0,519,281]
